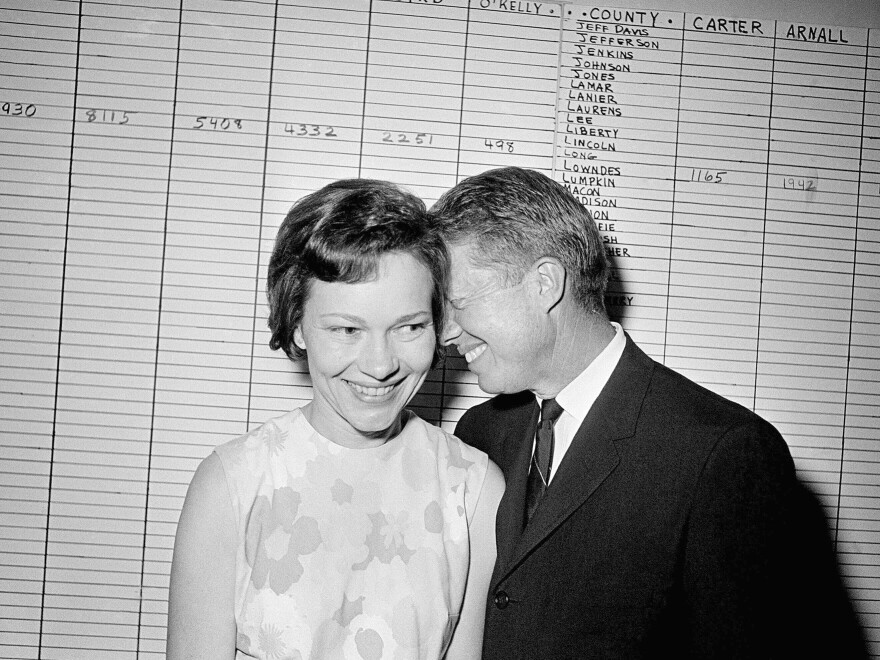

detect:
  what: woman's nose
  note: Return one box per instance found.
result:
[358,337,400,379]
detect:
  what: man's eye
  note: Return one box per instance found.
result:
[330,326,359,335]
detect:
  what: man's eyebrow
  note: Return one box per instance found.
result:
[445,294,468,308]
[446,284,496,308]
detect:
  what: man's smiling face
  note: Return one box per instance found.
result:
[441,241,547,395]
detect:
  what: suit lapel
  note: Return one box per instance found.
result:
[492,337,656,585]
[492,399,539,575]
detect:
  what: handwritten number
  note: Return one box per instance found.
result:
[690,169,726,184]
[193,115,243,130]
[381,131,434,145]
[782,177,817,191]
[283,123,338,138]
[2,102,37,117]
[85,108,132,124]
[484,138,514,153]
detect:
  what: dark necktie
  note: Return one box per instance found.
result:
[524,398,564,525]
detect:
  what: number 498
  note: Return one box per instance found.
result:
[484,139,514,152]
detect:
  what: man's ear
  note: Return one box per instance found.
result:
[293,327,306,350]
[534,257,566,313]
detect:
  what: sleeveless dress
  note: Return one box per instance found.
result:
[213,407,489,660]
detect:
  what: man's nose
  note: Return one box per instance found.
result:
[440,311,463,347]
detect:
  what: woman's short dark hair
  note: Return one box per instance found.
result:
[267,179,447,362]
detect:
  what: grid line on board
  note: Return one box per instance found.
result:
[1,3,879,658]
[39,1,83,655]
[137,0,183,652]
[660,13,686,364]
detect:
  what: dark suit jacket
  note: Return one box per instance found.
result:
[456,338,866,659]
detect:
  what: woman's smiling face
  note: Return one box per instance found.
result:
[294,251,436,448]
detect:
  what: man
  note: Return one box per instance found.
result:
[430,167,866,659]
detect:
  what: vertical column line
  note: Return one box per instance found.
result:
[439,1,472,429]
[753,25,777,412]
[247,0,281,430]
[452,0,471,183]
[661,13,686,363]
[357,0,374,176]
[835,34,872,546]
[39,1,83,655]
[549,4,565,178]
[137,0,184,651]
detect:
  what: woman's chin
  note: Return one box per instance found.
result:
[351,411,404,439]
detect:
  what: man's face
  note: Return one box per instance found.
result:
[442,242,547,395]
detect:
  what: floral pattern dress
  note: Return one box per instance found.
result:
[214,407,489,660]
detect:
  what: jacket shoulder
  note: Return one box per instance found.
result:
[458,391,533,426]
[455,391,533,454]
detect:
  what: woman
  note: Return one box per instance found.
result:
[167,179,504,660]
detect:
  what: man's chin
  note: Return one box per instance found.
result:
[476,370,533,397]
[475,374,506,396]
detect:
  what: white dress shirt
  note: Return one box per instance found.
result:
[537,322,626,483]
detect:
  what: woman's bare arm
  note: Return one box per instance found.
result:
[167,453,238,659]
[444,460,505,660]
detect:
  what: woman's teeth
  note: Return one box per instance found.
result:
[348,382,395,396]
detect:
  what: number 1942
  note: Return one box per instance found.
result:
[782,177,816,191]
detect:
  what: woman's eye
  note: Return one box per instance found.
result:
[397,323,429,337]
[330,326,360,336]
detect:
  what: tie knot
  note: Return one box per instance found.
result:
[540,398,564,426]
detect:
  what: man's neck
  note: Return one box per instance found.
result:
[534,308,616,399]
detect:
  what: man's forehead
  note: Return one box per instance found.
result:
[447,247,507,301]
[447,240,477,263]
[447,243,478,281]
[448,240,486,270]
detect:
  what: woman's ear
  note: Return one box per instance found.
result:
[293,327,306,350]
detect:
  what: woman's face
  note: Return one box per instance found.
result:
[294,251,435,448]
